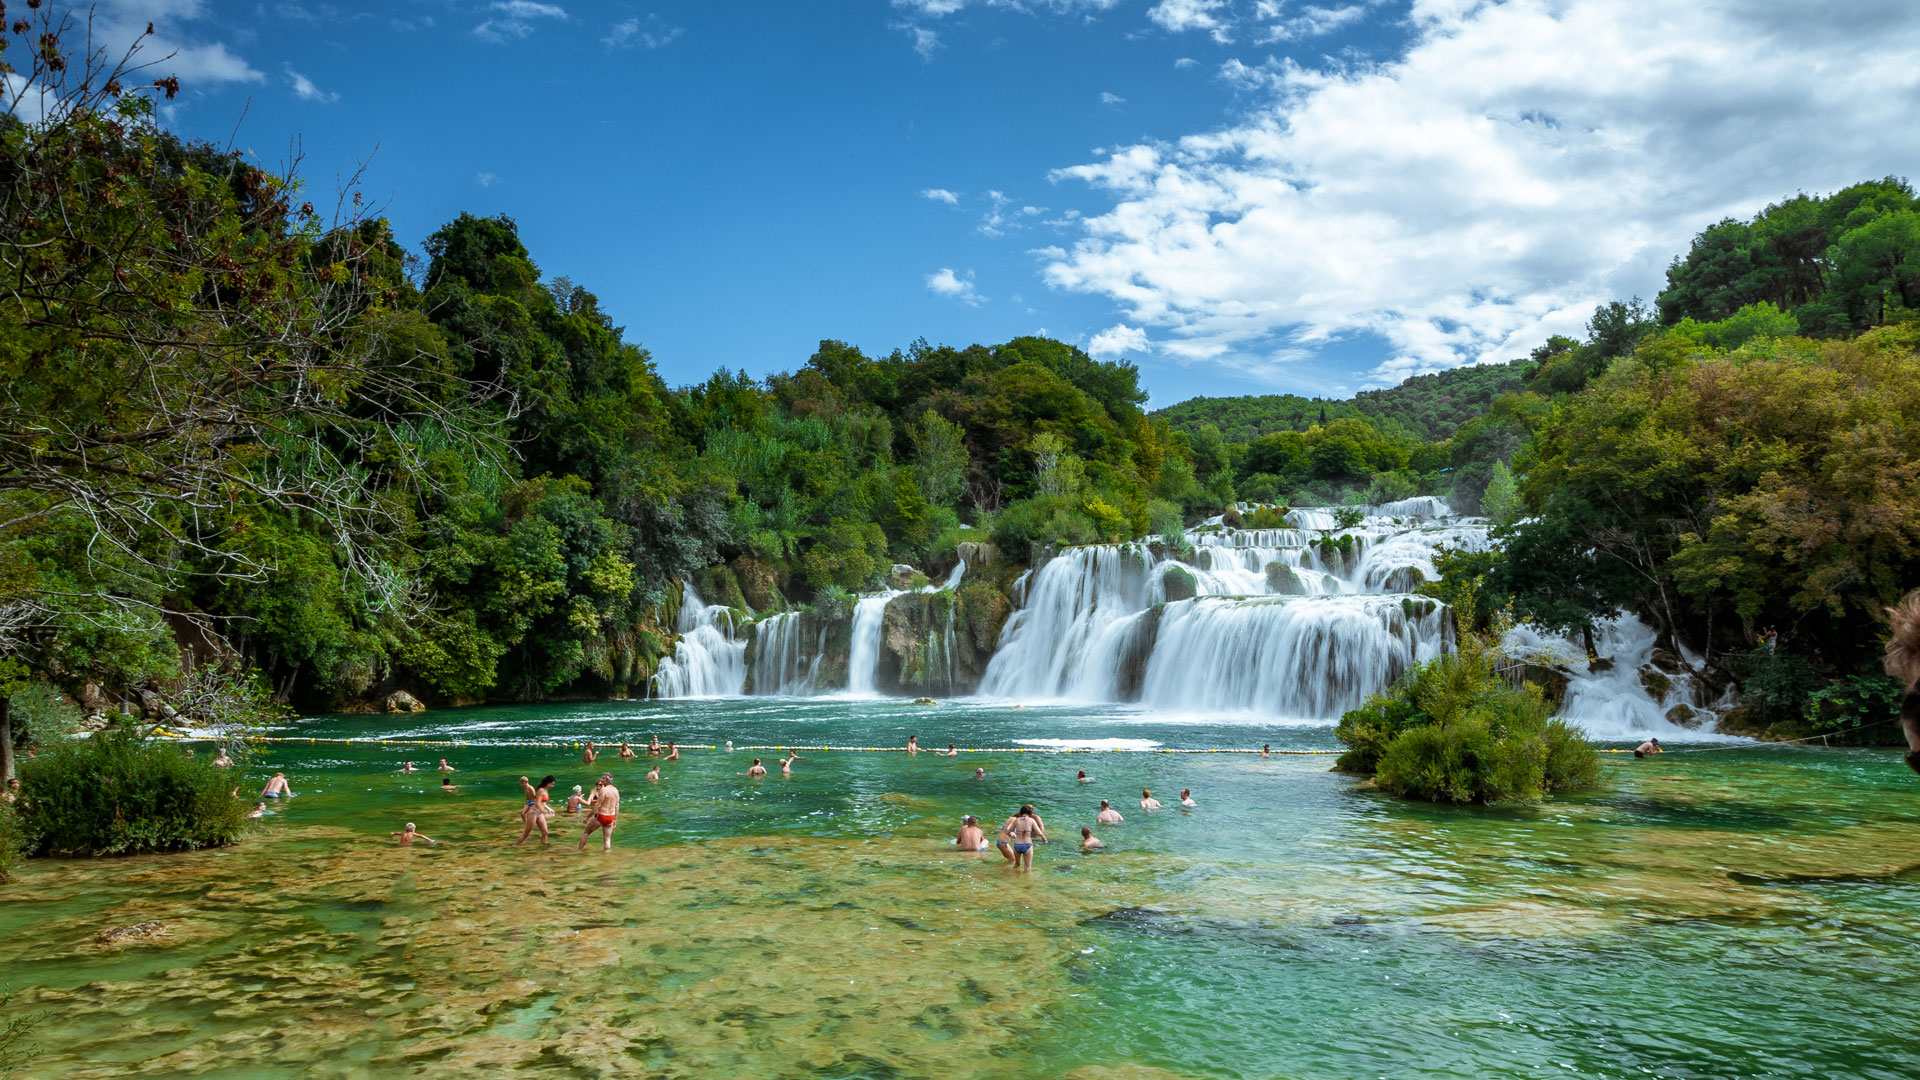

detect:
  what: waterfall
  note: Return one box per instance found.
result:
[652,579,748,698]
[845,592,898,696]
[979,506,1476,718]
[1505,614,1728,738]
[751,611,823,696]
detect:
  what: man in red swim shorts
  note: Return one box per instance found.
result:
[579,774,621,852]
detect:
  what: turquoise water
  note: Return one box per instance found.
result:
[3,698,1919,1079]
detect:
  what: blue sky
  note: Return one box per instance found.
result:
[38,1,1920,405]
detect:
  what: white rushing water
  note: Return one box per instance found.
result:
[652,579,748,698]
[844,592,899,696]
[978,504,1470,719]
[1504,614,1732,741]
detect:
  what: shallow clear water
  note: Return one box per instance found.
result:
[4,698,1920,1079]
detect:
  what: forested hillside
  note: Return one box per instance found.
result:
[1158,357,1533,444]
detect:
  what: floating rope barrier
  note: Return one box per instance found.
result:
[151,729,1342,754]
[152,728,1865,757]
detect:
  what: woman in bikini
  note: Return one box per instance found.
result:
[515,774,558,845]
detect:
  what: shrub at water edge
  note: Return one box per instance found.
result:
[16,723,245,856]
[0,802,23,884]
[1335,638,1601,804]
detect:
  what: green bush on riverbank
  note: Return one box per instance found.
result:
[1335,640,1601,803]
[15,725,243,857]
[0,803,22,884]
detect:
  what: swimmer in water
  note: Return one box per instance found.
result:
[212,748,233,768]
[440,777,459,792]
[646,763,660,782]
[399,761,418,773]
[246,801,267,818]
[260,773,293,799]
[436,758,456,771]
[1140,788,1161,811]
[973,767,986,779]
[619,742,637,760]
[941,743,959,757]
[1096,799,1123,824]
[780,752,795,776]
[582,741,598,766]
[1180,788,1196,808]
[1262,744,1271,758]
[390,822,437,846]
[649,735,662,755]
[1076,769,1091,783]
[726,740,734,753]
[1634,738,1663,758]
[579,775,620,852]
[907,735,919,755]
[564,785,586,813]
[747,758,767,778]
[1080,826,1103,852]
[956,815,986,852]
[666,742,679,761]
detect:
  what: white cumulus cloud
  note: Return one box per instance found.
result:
[921,187,960,204]
[604,14,683,50]
[284,66,337,103]
[1148,0,1232,41]
[1043,0,1920,389]
[1100,91,1125,106]
[1088,324,1150,358]
[927,267,986,306]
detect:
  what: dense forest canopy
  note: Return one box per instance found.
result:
[1,20,1917,755]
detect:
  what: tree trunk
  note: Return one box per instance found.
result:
[1,696,13,782]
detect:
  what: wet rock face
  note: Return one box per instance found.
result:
[1639,666,1674,700]
[730,555,785,613]
[873,585,1012,696]
[384,691,426,714]
[1161,565,1198,603]
[1265,562,1307,595]
[889,564,919,590]
[692,564,750,613]
[1666,704,1702,728]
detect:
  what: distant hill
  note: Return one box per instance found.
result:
[1155,358,1534,444]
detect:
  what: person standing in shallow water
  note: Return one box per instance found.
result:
[517,775,557,845]
[582,741,598,766]
[1140,789,1162,811]
[1634,738,1662,757]
[390,822,437,846]
[906,735,919,755]
[619,742,637,760]
[1096,799,1123,824]
[747,758,767,778]
[1180,789,1196,807]
[1002,805,1046,870]
[580,775,620,852]
[1080,826,1103,852]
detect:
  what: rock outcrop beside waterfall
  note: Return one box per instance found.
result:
[873,584,1011,695]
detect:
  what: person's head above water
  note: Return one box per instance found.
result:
[441,777,453,786]
[1081,826,1092,838]
[1142,788,1151,798]
[1100,799,1110,808]
[1076,770,1086,779]
[1181,789,1191,798]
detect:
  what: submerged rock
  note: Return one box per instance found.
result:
[95,921,166,945]
[1161,565,1198,602]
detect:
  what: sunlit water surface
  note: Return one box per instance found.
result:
[4,698,1919,1079]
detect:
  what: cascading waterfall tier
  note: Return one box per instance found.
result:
[978,505,1472,719]
[652,579,748,698]
[745,562,970,696]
